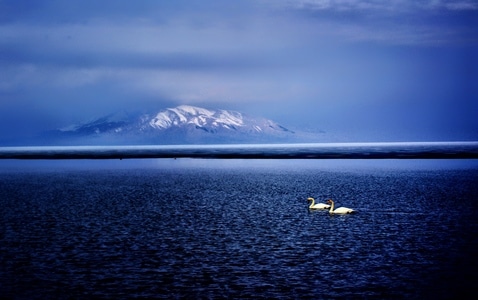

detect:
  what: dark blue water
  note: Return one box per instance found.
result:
[1,160,478,299]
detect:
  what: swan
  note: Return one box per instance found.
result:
[307,197,331,210]
[326,199,355,214]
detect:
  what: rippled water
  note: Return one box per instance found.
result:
[1,160,477,298]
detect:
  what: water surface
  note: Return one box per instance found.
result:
[1,160,477,298]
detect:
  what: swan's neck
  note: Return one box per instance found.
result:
[329,201,335,213]
[309,198,315,208]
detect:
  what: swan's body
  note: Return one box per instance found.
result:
[307,197,331,210]
[327,199,355,214]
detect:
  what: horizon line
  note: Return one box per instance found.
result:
[1,141,478,160]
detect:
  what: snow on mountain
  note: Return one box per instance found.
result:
[149,105,267,132]
[149,105,234,129]
[49,105,302,145]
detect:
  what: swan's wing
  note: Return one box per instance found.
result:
[334,207,355,214]
[312,203,330,209]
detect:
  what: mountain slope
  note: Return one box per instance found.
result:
[48,105,303,145]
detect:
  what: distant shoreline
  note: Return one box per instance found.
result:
[1,142,478,159]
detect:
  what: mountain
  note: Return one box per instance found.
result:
[42,105,316,145]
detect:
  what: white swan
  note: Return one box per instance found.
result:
[307,197,331,210]
[326,199,355,214]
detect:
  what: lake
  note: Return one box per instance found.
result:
[1,159,477,298]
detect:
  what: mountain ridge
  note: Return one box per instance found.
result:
[39,105,314,145]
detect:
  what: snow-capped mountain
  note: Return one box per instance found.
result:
[147,105,291,134]
[48,105,301,145]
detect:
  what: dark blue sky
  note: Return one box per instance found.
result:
[1,0,477,142]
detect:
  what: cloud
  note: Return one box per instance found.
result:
[0,0,477,142]
[284,0,478,12]
[428,0,478,11]
[279,0,478,45]
[0,4,312,105]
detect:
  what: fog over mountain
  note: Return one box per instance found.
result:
[32,105,322,145]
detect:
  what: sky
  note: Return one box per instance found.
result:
[0,0,477,143]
